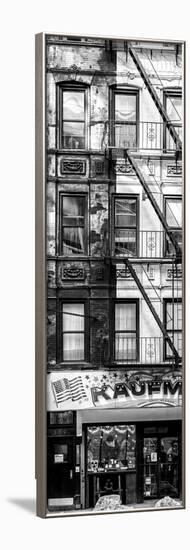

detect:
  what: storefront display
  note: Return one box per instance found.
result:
[87,425,136,472]
[47,414,181,510]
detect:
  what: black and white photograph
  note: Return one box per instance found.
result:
[38,32,185,517]
[1,0,190,546]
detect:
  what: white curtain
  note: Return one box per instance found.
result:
[63,303,84,360]
[63,196,85,254]
[115,304,136,360]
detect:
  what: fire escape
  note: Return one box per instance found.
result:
[106,42,182,369]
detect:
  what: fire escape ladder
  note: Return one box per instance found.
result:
[123,257,180,364]
[126,150,181,259]
[128,45,182,150]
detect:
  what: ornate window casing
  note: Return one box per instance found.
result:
[59,193,88,256]
[110,88,139,148]
[164,195,182,257]
[163,88,182,151]
[164,299,182,360]
[57,83,89,150]
[112,194,139,257]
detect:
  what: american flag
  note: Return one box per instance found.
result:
[52,376,87,406]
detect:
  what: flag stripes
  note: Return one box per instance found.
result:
[52,376,87,405]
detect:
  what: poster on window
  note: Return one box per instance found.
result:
[36,32,185,518]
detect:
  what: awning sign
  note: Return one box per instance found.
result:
[47,370,182,411]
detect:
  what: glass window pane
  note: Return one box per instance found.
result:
[166,302,182,330]
[62,227,84,254]
[115,94,136,121]
[166,200,182,227]
[87,425,136,470]
[115,199,137,227]
[166,95,182,122]
[115,124,137,148]
[63,122,85,149]
[165,230,182,256]
[63,196,85,221]
[115,333,137,361]
[63,91,84,120]
[63,333,84,361]
[115,229,136,256]
[115,303,136,331]
[166,333,182,357]
[63,303,84,331]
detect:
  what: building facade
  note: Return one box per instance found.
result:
[45,35,183,513]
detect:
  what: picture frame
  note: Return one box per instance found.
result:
[35,32,185,518]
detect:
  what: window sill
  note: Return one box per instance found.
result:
[47,362,92,371]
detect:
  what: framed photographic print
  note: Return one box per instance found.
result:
[35,32,185,518]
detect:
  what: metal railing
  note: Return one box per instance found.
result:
[114,230,182,259]
[108,121,182,151]
[61,121,182,152]
[114,336,182,364]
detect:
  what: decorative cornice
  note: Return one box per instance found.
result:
[60,159,86,175]
[61,265,85,280]
[167,164,182,177]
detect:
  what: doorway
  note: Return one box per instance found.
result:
[47,436,75,509]
[143,433,181,500]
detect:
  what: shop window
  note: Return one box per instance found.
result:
[114,301,139,362]
[165,196,182,256]
[163,89,182,150]
[113,196,138,256]
[58,85,87,149]
[60,194,87,255]
[87,425,136,471]
[164,299,182,359]
[111,89,139,148]
[62,303,85,361]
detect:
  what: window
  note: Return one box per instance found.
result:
[165,196,182,256]
[114,301,139,361]
[112,90,139,148]
[59,86,87,149]
[163,90,182,150]
[87,425,136,471]
[164,299,182,359]
[113,196,138,256]
[60,194,87,255]
[62,303,85,361]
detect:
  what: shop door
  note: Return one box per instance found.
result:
[143,436,180,499]
[47,437,74,508]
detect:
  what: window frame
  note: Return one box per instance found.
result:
[59,192,88,257]
[57,83,89,150]
[163,298,182,360]
[60,300,88,363]
[113,299,139,363]
[164,195,182,257]
[163,88,182,152]
[112,194,139,257]
[110,88,139,148]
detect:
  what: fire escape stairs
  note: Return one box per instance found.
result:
[125,150,182,260]
[106,43,182,367]
[128,44,182,152]
[123,256,180,365]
